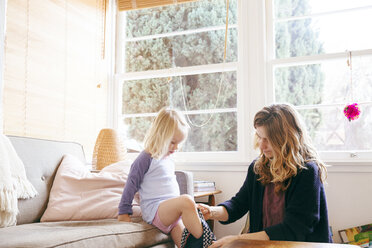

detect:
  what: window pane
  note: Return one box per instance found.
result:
[171,71,237,110]
[183,112,237,152]
[125,0,237,38]
[274,56,372,106]
[274,0,372,19]
[125,28,237,72]
[122,71,237,114]
[122,112,238,153]
[122,78,171,115]
[275,9,372,58]
[122,116,152,152]
[119,0,239,154]
[298,105,372,151]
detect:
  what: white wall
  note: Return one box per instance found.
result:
[0,0,6,133]
[326,170,372,243]
[179,164,372,243]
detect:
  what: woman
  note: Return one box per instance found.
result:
[199,103,332,247]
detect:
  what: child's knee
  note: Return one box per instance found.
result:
[179,194,196,208]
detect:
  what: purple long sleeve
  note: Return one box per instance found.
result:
[118,151,152,215]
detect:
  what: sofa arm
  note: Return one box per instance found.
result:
[175,170,194,197]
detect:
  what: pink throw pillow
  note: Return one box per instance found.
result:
[41,154,140,222]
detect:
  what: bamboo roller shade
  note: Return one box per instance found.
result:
[3,0,107,157]
[117,0,198,11]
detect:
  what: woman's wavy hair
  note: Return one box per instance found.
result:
[144,107,189,159]
[253,103,327,192]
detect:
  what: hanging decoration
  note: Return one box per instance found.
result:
[343,51,361,121]
[180,0,230,128]
[343,103,360,121]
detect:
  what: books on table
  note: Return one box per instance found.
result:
[339,223,372,247]
[194,180,216,192]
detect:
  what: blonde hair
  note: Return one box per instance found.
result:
[253,103,327,192]
[144,107,189,159]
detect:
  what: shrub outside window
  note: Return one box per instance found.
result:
[267,0,372,162]
[115,0,240,157]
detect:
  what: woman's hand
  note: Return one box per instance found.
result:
[198,204,229,222]
[197,203,212,220]
[118,214,131,222]
[208,235,239,248]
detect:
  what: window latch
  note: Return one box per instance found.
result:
[350,152,357,158]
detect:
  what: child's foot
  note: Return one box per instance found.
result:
[180,209,216,248]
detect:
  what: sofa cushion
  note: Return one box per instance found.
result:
[0,219,172,248]
[41,154,140,222]
[8,136,86,225]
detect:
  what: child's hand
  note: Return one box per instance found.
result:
[118,214,132,222]
[197,203,212,220]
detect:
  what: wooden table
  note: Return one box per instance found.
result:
[222,239,360,248]
[194,190,222,231]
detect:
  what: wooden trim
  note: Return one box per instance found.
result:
[194,190,222,198]
[117,0,198,11]
[223,239,359,248]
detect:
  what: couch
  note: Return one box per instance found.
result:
[0,136,193,248]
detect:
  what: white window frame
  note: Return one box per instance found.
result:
[265,0,372,164]
[113,0,267,166]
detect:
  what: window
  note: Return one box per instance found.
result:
[267,0,372,162]
[115,0,254,163]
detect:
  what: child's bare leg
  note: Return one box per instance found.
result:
[170,221,185,248]
[158,194,203,238]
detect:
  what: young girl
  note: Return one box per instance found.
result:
[118,107,204,248]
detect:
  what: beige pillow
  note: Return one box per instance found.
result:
[41,154,140,222]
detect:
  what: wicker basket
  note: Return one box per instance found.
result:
[92,128,127,170]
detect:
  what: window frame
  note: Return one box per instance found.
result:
[113,0,266,164]
[113,0,372,165]
[265,0,372,163]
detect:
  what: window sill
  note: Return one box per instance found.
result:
[176,160,372,172]
[325,161,372,173]
[175,160,250,172]
[127,152,372,172]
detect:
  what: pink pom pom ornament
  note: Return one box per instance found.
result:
[343,103,361,121]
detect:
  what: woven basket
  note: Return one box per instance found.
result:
[92,128,127,170]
